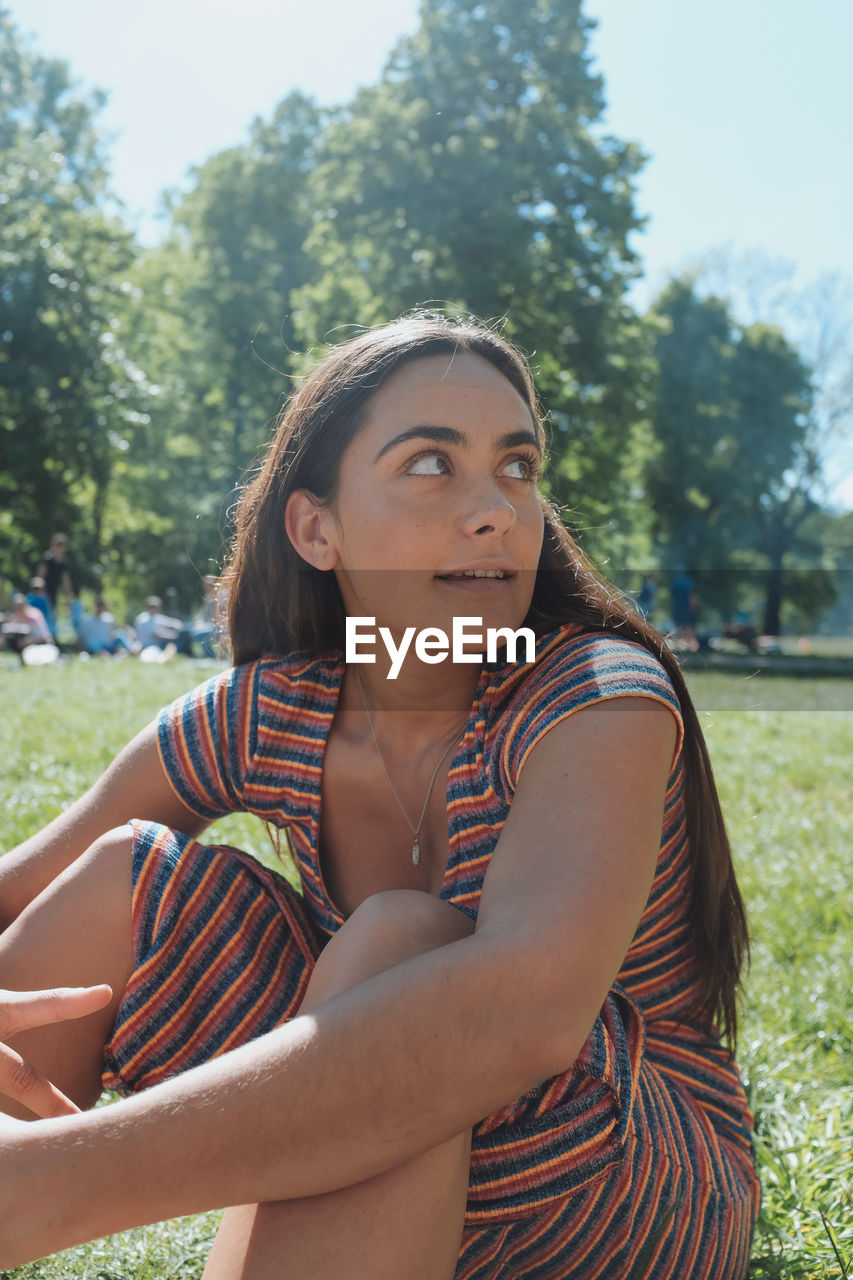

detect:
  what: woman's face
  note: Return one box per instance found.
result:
[317,352,546,645]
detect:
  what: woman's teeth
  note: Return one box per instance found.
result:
[455,569,505,578]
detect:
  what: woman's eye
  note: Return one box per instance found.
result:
[503,455,540,481]
[405,451,449,476]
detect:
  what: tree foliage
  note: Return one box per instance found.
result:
[0,6,135,590]
[679,245,853,509]
[647,279,831,629]
[99,93,324,606]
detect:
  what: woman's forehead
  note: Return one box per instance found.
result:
[360,351,536,431]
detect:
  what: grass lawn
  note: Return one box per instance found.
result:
[1,655,850,1278]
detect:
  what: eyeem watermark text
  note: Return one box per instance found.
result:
[346,616,536,679]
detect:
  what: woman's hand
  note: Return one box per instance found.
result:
[0,985,112,1118]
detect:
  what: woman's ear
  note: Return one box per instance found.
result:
[284,490,339,571]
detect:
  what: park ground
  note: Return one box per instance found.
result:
[0,658,851,1279]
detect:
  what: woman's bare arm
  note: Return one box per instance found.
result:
[2,697,675,1266]
[0,722,209,930]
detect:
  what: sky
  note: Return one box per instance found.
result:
[7,0,853,505]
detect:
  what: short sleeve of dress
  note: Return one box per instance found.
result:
[156,662,261,819]
[500,629,685,795]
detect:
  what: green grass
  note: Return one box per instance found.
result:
[0,655,288,874]
[1,656,851,1278]
[691,688,853,1278]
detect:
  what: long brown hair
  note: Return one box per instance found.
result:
[222,311,749,1048]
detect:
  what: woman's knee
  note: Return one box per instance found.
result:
[0,824,135,986]
[303,891,474,1009]
[47,825,135,924]
[351,890,475,953]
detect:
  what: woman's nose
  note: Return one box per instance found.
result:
[459,480,517,536]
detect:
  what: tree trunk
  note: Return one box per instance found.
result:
[762,560,784,635]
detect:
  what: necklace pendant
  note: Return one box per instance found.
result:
[412,836,421,867]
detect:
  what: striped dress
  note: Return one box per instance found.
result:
[103,622,760,1278]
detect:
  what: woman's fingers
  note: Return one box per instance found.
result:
[0,987,113,1117]
[0,985,113,1039]
[0,1039,80,1117]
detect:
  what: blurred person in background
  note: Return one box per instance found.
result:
[0,592,56,663]
[75,600,135,657]
[35,535,75,639]
[133,596,183,655]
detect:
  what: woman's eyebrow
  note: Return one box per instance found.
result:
[374,424,541,462]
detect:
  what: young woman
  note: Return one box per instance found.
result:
[0,314,759,1278]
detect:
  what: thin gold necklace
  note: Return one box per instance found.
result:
[354,668,466,867]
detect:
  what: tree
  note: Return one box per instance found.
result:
[0,6,135,591]
[676,245,853,512]
[797,507,853,634]
[101,93,324,607]
[160,92,324,488]
[647,279,828,632]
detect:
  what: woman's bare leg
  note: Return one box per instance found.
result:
[203,892,475,1280]
[0,827,134,1117]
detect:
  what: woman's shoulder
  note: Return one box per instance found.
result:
[487,622,679,708]
[209,650,345,737]
[161,649,344,726]
[200,648,344,687]
[157,649,345,800]
[484,623,684,793]
[250,648,345,702]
